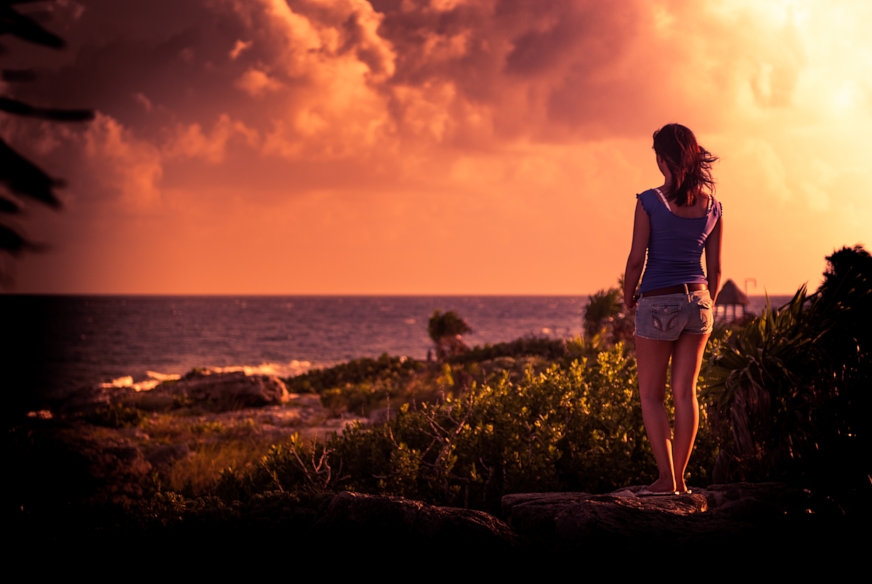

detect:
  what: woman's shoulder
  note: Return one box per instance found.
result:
[636,188,660,204]
[636,189,663,215]
[706,192,723,217]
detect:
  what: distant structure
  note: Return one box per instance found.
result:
[716,279,750,322]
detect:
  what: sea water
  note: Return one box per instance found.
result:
[1,294,792,399]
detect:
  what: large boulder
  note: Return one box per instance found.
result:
[144,370,290,411]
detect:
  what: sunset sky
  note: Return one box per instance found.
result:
[2,0,870,295]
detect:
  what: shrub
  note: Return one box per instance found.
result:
[583,277,635,348]
[702,245,872,511]
[447,336,569,365]
[82,403,147,428]
[285,353,424,395]
[223,347,718,513]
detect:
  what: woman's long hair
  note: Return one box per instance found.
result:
[652,123,718,207]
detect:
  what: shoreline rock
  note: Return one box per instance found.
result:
[140,370,290,411]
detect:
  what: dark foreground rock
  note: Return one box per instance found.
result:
[501,483,859,555]
[6,420,861,561]
[313,491,519,548]
[11,481,863,566]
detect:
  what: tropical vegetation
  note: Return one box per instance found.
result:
[427,310,472,360]
[8,246,870,535]
[701,245,871,511]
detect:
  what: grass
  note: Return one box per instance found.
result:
[78,412,296,495]
[167,439,281,495]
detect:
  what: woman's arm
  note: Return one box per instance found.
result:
[623,200,650,311]
[704,217,723,303]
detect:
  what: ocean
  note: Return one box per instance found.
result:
[1,294,793,400]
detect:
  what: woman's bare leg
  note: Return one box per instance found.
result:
[635,336,676,492]
[670,332,710,492]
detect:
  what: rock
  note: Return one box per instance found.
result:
[503,490,708,545]
[58,385,113,413]
[146,370,290,412]
[313,491,519,549]
[501,483,818,548]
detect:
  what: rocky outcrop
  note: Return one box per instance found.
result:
[169,483,812,549]
[313,491,519,548]
[501,483,823,548]
[140,370,290,412]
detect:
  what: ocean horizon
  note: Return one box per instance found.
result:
[2,294,794,400]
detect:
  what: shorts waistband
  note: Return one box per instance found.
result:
[639,283,707,299]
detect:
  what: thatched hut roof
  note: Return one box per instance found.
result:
[717,279,750,305]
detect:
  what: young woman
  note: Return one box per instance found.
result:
[623,123,722,496]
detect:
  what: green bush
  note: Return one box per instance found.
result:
[447,336,569,365]
[319,381,397,417]
[223,346,718,513]
[285,353,424,395]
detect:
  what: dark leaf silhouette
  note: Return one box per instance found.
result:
[0,222,31,254]
[0,2,64,48]
[0,138,62,207]
[0,0,93,271]
[0,96,93,121]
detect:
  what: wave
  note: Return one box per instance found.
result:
[208,360,315,379]
[99,371,181,393]
[96,360,316,393]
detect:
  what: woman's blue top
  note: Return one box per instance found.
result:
[637,188,722,294]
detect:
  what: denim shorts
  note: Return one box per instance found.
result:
[634,290,714,341]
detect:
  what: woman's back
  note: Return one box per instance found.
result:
[637,187,722,294]
[660,190,711,218]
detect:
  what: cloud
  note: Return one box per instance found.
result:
[10,0,868,295]
[235,68,282,96]
[84,113,163,209]
[229,39,252,60]
[801,183,830,212]
[743,138,792,203]
[7,0,816,206]
[16,1,812,167]
[132,92,153,112]
[165,114,259,163]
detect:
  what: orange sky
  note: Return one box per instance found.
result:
[2,0,870,294]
